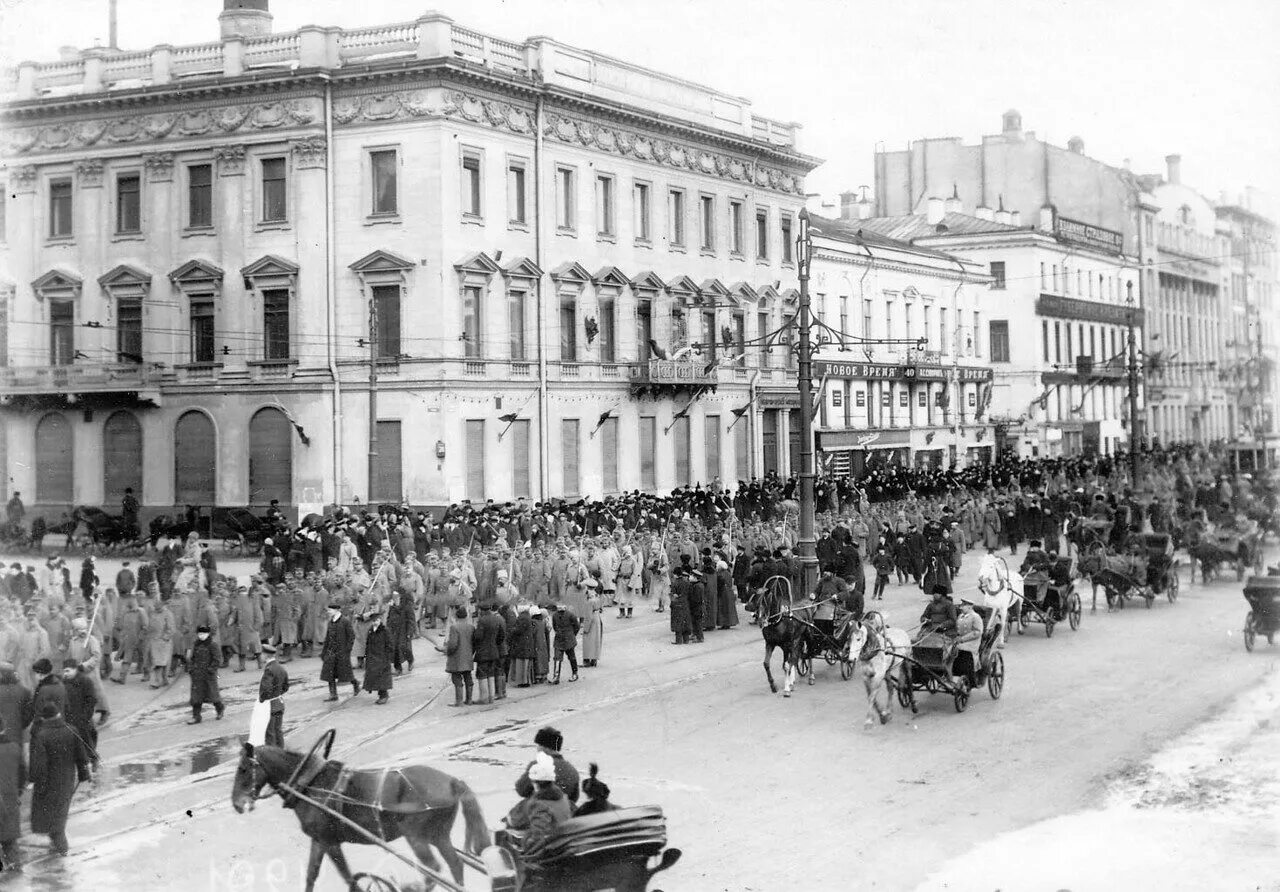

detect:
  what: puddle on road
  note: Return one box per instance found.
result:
[82,734,246,796]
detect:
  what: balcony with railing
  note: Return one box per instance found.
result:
[0,362,163,406]
[3,13,800,150]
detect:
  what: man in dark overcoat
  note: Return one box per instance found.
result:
[361,612,394,705]
[320,604,358,702]
[29,701,91,855]
[472,603,505,704]
[186,626,224,724]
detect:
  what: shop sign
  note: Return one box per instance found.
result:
[814,360,993,383]
[1055,215,1124,254]
[758,391,801,409]
[819,428,913,449]
[1037,293,1144,327]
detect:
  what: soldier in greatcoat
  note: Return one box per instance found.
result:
[231,584,263,673]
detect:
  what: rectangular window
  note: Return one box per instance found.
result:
[461,152,482,218]
[561,419,580,498]
[115,173,141,234]
[511,419,531,499]
[989,320,1010,363]
[973,311,981,357]
[758,311,771,367]
[557,166,576,230]
[781,214,794,263]
[260,157,287,223]
[462,285,482,359]
[188,164,212,228]
[729,200,744,254]
[673,416,691,486]
[705,415,721,482]
[863,298,873,338]
[595,174,615,237]
[839,296,850,342]
[922,305,932,349]
[733,311,746,358]
[918,390,927,407]
[990,261,1006,290]
[559,297,577,362]
[507,161,527,225]
[940,308,948,355]
[633,181,651,242]
[667,188,685,247]
[373,284,401,359]
[465,420,486,501]
[508,288,527,361]
[370,149,398,215]
[49,178,72,238]
[262,288,290,360]
[599,296,617,362]
[1042,321,1050,362]
[373,420,403,502]
[601,417,619,493]
[735,420,749,481]
[1040,262,1047,289]
[117,299,143,363]
[756,207,769,259]
[637,298,653,361]
[640,417,657,490]
[1052,265,1060,291]
[50,300,74,365]
[702,309,717,365]
[699,195,716,251]
[190,296,215,363]
[904,302,913,340]
[1054,322,1062,364]
[885,302,894,340]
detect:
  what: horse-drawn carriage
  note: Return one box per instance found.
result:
[1243,571,1280,653]
[1137,533,1180,601]
[73,506,147,554]
[1191,523,1264,582]
[1014,561,1082,637]
[232,731,681,892]
[893,609,1005,714]
[799,608,859,682]
[149,505,275,553]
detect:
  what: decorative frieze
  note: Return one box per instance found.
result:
[215,145,246,176]
[290,136,327,170]
[9,165,38,192]
[144,152,175,183]
[75,157,105,187]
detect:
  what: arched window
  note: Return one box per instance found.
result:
[103,411,143,504]
[174,410,216,505]
[248,407,292,505]
[35,413,73,503]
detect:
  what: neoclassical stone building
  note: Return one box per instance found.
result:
[0,4,819,516]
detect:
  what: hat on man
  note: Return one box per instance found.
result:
[196,625,211,634]
[534,726,564,752]
[71,617,87,632]
[40,702,61,719]
[32,658,53,675]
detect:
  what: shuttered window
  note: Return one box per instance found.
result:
[561,419,580,498]
[735,418,749,482]
[249,407,292,504]
[511,419,531,499]
[639,417,656,491]
[174,410,216,504]
[103,411,142,504]
[673,416,690,487]
[35,413,73,503]
[465,420,485,502]
[600,417,619,493]
[704,415,721,484]
[372,420,402,502]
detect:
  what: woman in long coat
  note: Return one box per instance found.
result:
[581,585,604,667]
[531,607,551,683]
[981,504,1002,551]
[29,703,91,853]
[361,614,394,703]
[508,607,535,686]
[715,555,738,628]
[699,552,719,631]
[387,590,415,674]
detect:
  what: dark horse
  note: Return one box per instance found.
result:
[232,742,490,892]
[757,575,810,697]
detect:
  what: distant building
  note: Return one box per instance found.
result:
[830,190,1140,459]
[807,214,994,473]
[0,3,819,517]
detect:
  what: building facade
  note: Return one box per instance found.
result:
[806,215,995,473]
[0,4,819,517]
[831,192,1141,459]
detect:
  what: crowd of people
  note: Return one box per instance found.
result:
[0,442,1273,863]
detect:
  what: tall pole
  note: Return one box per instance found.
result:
[1126,280,1139,484]
[795,209,819,600]
[108,0,118,49]
[367,291,379,503]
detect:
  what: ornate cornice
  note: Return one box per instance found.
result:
[74,157,105,187]
[215,144,246,176]
[144,152,175,183]
[0,97,323,157]
[290,136,327,170]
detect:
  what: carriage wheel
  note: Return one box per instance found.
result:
[896,679,913,708]
[796,656,812,678]
[1068,594,1082,630]
[1167,571,1180,603]
[840,658,854,681]
[1045,619,1056,638]
[348,874,403,892]
[1018,609,1029,634]
[823,648,837,666]
[953,683,970,713]
[987,652,1004,700]
[1244,612,1256,653]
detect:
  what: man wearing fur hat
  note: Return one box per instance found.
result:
[514,726,580,804]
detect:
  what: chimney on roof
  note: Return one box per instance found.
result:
[975,205,994,222]
[857,199,873,220]
[1010,210,1022,227]
[1039,205,1055,232]
[926,196,945,225]
[1165,153,1182,185]
[945,184,962,214]
[994,195,1011,226]
[220,0,273,40]
[1002,109,1022,138]
[840,191,859,221]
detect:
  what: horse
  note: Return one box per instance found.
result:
[757,575,809,697]
[231,741,490,892]
[850,611,913,726]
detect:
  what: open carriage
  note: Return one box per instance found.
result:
[1138,533,1180,602]
[1243,571,1280,653]
[797,608,859,682]
[894,608,1005,713]
[1014,561,1082,637]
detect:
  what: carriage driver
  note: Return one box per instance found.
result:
[811,570,847,641]
[952,599,985,687]
[917,585,958,639]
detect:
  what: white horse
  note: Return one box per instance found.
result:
[851,611,912,727]
[976,552,1022,642]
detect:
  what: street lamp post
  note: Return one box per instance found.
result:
[1126,280,1140,484]
[795,209,819,600]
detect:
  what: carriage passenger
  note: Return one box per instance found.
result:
[952,599,984,687]
[917,585,957,639]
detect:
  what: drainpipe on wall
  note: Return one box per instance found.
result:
[534,93,549,499]
[748,369,760,478]
[321,74,343,506]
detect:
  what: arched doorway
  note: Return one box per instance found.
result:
[103,411,143,504]
[248,407,292,505]
[174,410,216,505]
[35,413,73,503]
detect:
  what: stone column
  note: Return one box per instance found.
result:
[143,152,176,364]
[214,145,247,367]
[290,136,328,370]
